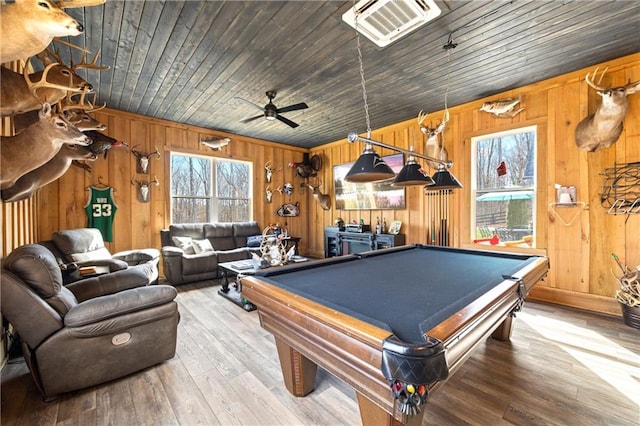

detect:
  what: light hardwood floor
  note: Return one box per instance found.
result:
[2,279,639,425]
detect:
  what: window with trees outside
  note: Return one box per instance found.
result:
[471,126,536,247]
[170,153,252,224]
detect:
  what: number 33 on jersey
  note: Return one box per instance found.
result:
[85,186,118,242]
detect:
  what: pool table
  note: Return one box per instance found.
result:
[241,244,549,426]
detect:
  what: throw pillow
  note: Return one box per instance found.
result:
[192,239,214,254]
[172,236,195,254]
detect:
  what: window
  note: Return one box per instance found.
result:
[471,126,536,246]
[170,153,252,223]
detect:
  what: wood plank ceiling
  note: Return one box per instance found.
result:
[53,0,640,148]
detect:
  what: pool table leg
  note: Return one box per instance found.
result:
[356,393,425,426]
[275,338,318,396]
[491,315,514,341]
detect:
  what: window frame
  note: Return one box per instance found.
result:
[470,125,537,248]
[169,151,253,224]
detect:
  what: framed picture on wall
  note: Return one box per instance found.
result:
[332,154,405,210]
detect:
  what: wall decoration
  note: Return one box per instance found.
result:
[0,0,104,64]
[575,67,640,152]
[479,96,524,118]
[333,154,405,210]
[264,160,281,183]
[306,182,331,210]
[289,153,322,179]
[265,186,274,203]
[131,177,159,203]
[131,145,160,174]
[201,137,230,151]
[418,110,449,170]
[85,176,117,242]
[277,202,300,217]
[0,103,91,190]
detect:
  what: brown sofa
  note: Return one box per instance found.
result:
[1,244,179,401]
[160,221,262,285]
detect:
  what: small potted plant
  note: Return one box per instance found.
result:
[614,259,640,329]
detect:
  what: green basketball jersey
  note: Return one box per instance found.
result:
[84,186,118,242]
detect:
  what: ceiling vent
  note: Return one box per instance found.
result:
[342,0,441,47]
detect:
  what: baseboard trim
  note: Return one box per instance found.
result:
[528,286,622,317]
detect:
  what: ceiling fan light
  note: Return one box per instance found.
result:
[345,145,396,183]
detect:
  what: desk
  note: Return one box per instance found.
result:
[241,244,548,425]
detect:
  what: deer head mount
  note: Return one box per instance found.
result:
[131,145,160,174]
[418,110,449,170]
[1,63,91,117]
[0,0,103,64]
[307,182,331,211]
[131,177,159,203]
[1,144,97,203]
[1,103,91,190]
[1,46,106,118]
[575,67,640,152]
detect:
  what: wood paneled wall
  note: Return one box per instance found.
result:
[2,53,638,316]
[33,109,310,259]
[308,53,640,316]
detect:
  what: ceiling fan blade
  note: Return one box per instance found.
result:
[276,115,299,128]
[241,114,264,124]
[234,96,264,112]
[276,102,308,114]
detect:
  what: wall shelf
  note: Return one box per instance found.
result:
[548,202,587,226]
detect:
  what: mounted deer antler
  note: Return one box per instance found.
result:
[1,144,97,203]
[575,67,640,152]
[60,89,106,114]
[131,177,160,203]
[264,160,282,183]
[0,61,92,117]
[131,145,161,174]
[419,110,449,169]
[307,182,331,211]
[0,0,90,64]
[1,103,91,189]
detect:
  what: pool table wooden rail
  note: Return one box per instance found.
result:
[241,254,549,426]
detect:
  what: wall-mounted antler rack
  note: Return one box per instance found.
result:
[600,161,640,216]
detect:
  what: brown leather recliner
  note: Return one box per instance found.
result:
[1,244,180,401]
[49,228,160,284]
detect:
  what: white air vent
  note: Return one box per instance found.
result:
[342,0,441,47]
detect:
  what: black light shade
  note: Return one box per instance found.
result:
[392,158,435,187]
[429,165,463,190]
[344,146,396,183]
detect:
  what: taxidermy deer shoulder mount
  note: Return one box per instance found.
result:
[575,67,640,152]
[306,182,331,211]
[418,110,449,170]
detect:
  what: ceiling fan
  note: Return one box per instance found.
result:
[238,91,308,128]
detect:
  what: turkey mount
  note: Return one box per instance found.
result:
[289,153,322,180]
[239,91,308,128]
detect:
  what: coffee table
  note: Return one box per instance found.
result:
[218,260,258,311]
[218,256,310,311]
